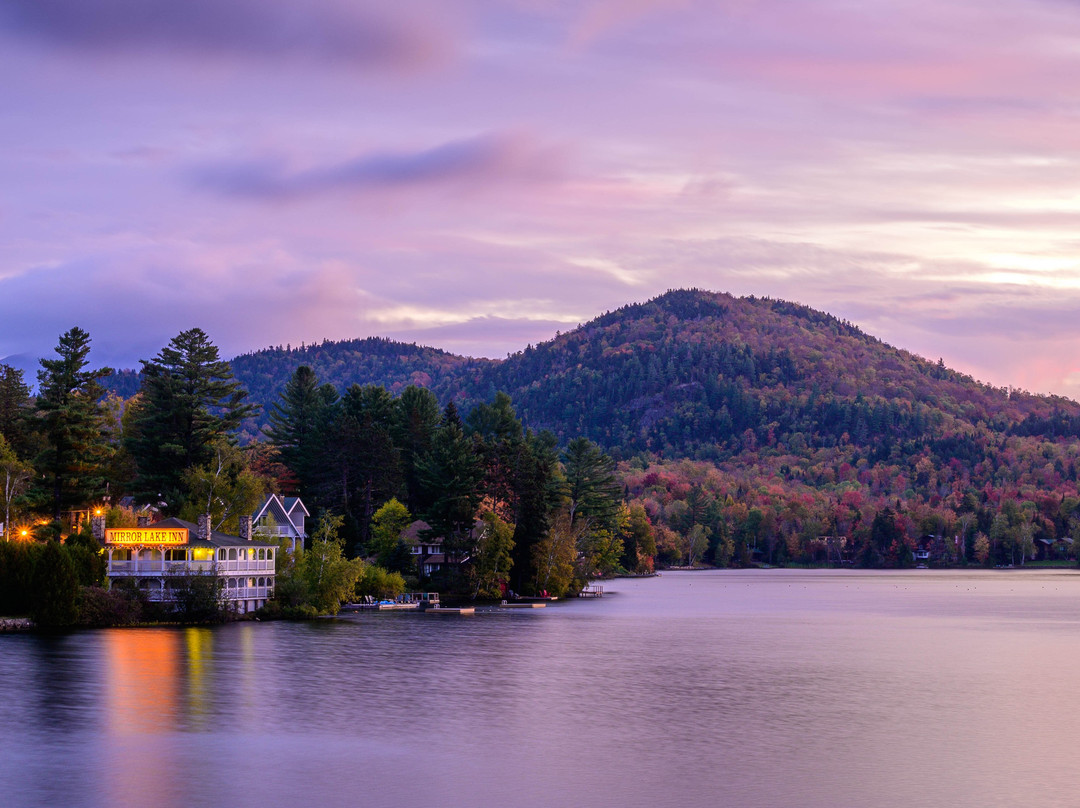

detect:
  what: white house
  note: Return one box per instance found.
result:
[252,494,309,553]
[99,513,277,614]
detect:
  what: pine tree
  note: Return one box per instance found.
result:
[392,385,441,514]
[0,364,33,459]
[33,327,112,523]
[417,403,484,564]
[328,384,403,551]
[126,328,256,513]
[30,540,80,627]
[561,436,621,532]
[508,429,560,593]
[267,365,337,493]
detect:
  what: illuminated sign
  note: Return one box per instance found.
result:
[105,528,190,546]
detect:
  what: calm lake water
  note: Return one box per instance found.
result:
[4,569,1080,808]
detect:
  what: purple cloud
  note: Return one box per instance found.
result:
[1,0,446,69]
[193,133,562,200]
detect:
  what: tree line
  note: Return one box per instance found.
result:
[266,365,656,597]
[1,326,657,619]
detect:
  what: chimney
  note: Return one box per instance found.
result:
[197,513,212,542]
[137,515,150,527]
[239,515,253,542]
[91,514,106,542]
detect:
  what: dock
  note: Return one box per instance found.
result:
[499,602,546,609]
[421,606,475,615]
[578,584,604,598]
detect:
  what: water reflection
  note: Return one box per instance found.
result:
[3,569,1080,808]
[184,627,214,728]
[104,629,181,735]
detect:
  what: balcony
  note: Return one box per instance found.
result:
[107,560,273,576]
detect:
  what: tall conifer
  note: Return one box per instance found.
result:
[267,365,336,493]
[33,327,112,522]
[126,328,255,512]
[418,403,484,563]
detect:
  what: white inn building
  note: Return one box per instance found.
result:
[98,513,278,614]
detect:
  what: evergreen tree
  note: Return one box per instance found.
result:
[392,385,441,514]
[0,364,33,459]
[314,384,402,552]
[468,391,525,520]
[508,430,560,593]
[33,327,112,522]
[126,328,256,513]
[30,540,80,627]
[267,365,336,494]
[561,436,621,532]
[417,403,484,565]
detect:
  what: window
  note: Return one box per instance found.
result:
[228,549,237,560]
[166,549,186,562]
[218,549,226,560]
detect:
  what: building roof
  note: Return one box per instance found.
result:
[252,494,309,535]
[402,520,432,542]
[283,497,310,517]
[151,517,276,549]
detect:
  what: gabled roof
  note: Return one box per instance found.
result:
[142,517,275,548]
[283,497,310,517]
[403,520,432,542]
[252,494,309,534]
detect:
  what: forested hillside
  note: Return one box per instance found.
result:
[214,289,1080,458]
[92,289,1080,571]
[230,336,493,409]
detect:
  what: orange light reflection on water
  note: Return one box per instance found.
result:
[104,629,181,735]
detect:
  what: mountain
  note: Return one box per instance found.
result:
[220,289,1079,461]
[229,336,493,412]
[100,289,1080,566]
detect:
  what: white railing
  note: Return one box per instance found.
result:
[108,560,274,575]
[223,586,273,600]
[217,560,275,572]
[141,586,274,603]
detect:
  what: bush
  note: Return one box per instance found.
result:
[30,541,80,627]
[169,574,227,624]
[76,586,145,627]
[355,564,406,600]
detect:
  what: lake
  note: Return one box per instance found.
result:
[3,569,1080,808]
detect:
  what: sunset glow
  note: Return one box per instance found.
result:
[1,0,1078,397]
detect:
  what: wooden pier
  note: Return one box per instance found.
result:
[421,606,475,615]
[578,584,604,598]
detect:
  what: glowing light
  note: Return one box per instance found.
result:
[106,528,190,546]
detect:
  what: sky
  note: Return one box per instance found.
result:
[2,0,1080,398]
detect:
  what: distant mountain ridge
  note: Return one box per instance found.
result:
[104,289,1080,457]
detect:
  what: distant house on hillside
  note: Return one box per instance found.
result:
[1034,535,1073,562]
[403,518,486,577]
[252,494,309,553]
[403,520,446,576]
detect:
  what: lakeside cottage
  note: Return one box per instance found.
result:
[98,513,277,614]
[251,493,309,553]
